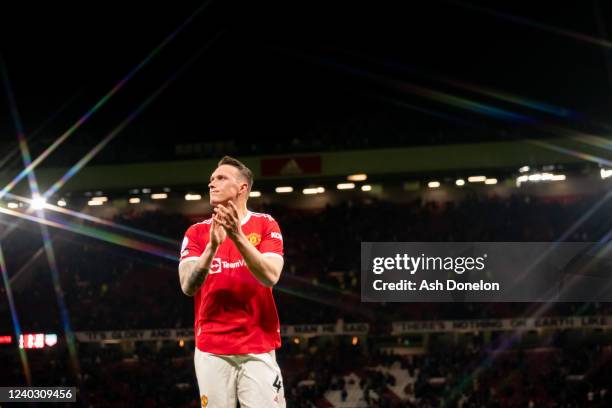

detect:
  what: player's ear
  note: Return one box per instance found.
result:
[240,182,248,195]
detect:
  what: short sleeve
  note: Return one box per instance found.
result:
[179,224,208,266]
[259,219,284,260]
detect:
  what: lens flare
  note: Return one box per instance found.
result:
[0,0,215,201]
[0,245,31,385]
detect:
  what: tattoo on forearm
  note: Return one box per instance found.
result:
[186,265,206,293]
[189,268,205,289]
[180,261,208,295]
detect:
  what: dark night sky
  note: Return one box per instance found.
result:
[1,1,612,163]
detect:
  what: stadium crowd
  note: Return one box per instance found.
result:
[0,192,611,406]
[2,192,610,332]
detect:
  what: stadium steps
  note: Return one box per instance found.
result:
[323,372,373,408]
[369,362,417,402]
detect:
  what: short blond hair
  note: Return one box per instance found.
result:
[217,156,253,191]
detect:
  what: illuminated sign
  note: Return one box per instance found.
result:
[45,334,58,347]
[18,334,58,349]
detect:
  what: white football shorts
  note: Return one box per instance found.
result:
[194,348,286,408]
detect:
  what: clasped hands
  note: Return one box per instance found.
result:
[210,201,243,247]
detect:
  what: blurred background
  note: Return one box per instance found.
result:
[1,1,612,407]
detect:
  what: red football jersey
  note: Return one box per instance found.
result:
[179,211,284,354]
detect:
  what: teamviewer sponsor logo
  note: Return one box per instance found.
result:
[209,258,246,274]
[210,258,222,274]
[222,259,246,269]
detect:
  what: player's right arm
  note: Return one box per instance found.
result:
[178,219,226,296]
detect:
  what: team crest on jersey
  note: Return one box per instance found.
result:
[247,232,261,246]
[200,394,208,407]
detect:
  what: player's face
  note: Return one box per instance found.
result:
[208,165,246,206]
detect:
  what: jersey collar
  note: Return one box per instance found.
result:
[240,210,252,226]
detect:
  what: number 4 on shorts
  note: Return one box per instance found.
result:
[273,375,282,392]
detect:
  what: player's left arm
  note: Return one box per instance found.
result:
[215,202,283,287]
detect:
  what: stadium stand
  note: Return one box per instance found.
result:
[1,189,611,406]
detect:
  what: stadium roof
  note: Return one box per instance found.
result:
[1,1,612,164]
